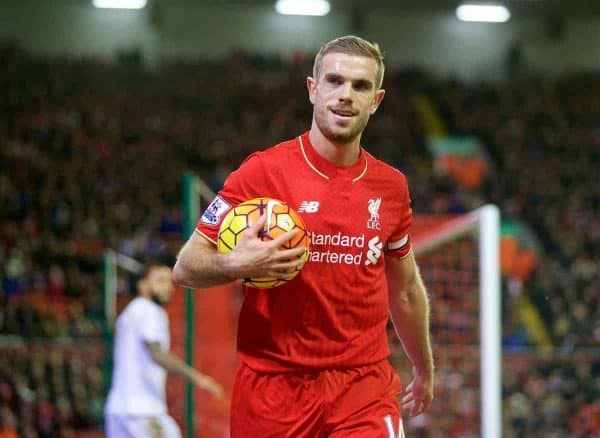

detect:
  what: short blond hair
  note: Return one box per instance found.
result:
[313,35,385,89]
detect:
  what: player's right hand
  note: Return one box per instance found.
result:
[218,214,307,280]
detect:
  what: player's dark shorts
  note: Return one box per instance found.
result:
[230,359,405,438]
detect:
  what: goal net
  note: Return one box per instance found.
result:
[389,206,501,438]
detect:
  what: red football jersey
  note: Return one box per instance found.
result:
[196,132,412,371]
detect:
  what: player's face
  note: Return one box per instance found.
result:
[308,53,385,144]
[147,266,174,304]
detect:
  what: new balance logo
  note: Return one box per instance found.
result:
[365,236,383,266]
[298,201,320,213]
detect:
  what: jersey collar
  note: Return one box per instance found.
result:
[298,132,368,182]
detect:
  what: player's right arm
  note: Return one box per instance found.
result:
[173,214,306,289]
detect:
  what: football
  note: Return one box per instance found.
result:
[217,197,310,288]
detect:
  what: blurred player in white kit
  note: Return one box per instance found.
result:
[104,263,223,437]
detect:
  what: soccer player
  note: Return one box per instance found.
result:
[104,264,223,438]
[174,35,434,437]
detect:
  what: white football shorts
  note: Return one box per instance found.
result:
[105,413,181,438]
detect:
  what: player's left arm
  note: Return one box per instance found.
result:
[386,249,434,416]
[144,341,224,398]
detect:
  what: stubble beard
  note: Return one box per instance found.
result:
[315,105,370,145]
[150,289,167,306]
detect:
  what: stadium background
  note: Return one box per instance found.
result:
[1,0,599,436]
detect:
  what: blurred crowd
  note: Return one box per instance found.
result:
[0,343,104,438]
[0,42,599,436]
[428,74,600,350]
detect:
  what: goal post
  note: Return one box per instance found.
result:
[182,172,198,438]
[478,205,501,438]
[404,204,501,438]
[182,171,219,437]
[101,249,145,396]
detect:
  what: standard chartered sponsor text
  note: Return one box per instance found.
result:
[309,231,365,247]
[308,231,365,265]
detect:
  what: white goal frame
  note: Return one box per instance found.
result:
[413,204,501,438]
[102,249,145,330]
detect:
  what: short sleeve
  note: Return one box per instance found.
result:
[386,174,412,258]
[139,304,168,345]
[195,153,265,244]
